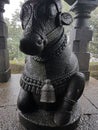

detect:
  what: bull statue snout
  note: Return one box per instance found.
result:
[20,33,48,56]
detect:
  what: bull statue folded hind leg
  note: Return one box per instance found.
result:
[17,0,85,127]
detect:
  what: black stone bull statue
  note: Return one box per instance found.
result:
[17,0,85,126]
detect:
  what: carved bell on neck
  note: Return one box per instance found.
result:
[40,79,56,103]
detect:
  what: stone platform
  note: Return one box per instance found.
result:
[0,74,98,130]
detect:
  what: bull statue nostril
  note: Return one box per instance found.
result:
[19,37,45,56]
[43,39,48,47]
[37,39,43,45]
[35,38,45,52]
[36,36,48,48]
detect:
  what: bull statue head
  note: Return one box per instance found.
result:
[20,0,72,56]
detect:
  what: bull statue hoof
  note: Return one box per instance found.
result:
[17,0,85,129]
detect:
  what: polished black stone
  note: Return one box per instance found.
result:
[17,0,86,128]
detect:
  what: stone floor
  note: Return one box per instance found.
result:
[0,74,98,130]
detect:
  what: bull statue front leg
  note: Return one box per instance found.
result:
[17,88,38,113]
[54,72,85,126]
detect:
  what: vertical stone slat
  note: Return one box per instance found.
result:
[69,0,98,80]
[0,0,11,82]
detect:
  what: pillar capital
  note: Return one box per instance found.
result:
[71,0,98,18]
[0,0,9,14]
[64,0,76,5]
[69,0,98,80]
[0,0,9,4]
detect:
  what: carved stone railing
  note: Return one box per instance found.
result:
[0,0,11,82]
[65,0,98,80]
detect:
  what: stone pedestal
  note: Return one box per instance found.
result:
[69,0,98,80]
[19,103,81,130]
[0,0,11,83]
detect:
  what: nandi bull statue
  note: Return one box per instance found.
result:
[17,0,85,129]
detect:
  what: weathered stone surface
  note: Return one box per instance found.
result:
[76,115,98,130]
[70,1,98,80]
[83,78,98,110]
[0,48,11,82]
[75,53,90,71]
[0,50,10,71]
[64,0,76,5]
[0,22,8,37]
[65,0,98,6]
[0,0,11,83]
[0,68,11,82]
[19,103,81,130]
[72,28,93,53]
[76,0,98,5]
[2,0,9,4]
[0,74,20,106]
[0,38,7,49]
[0,106,98,130]
[0,75,98,130]
[0,106,26,130]
[79,95,98,114]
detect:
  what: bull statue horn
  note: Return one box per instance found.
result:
[40,79,56,103]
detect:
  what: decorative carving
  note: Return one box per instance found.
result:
[17,0,85,129]
[70,0,98,80]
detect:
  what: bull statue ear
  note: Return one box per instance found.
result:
[61,12,73,25]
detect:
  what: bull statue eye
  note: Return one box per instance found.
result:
[20,1,32,29]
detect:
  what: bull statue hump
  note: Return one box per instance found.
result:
[17,0,85,129]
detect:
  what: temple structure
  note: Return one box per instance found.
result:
[0,0,98,82]
[65,0,98,80]
[0,0,11,82]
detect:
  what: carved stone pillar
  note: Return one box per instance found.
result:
[64,0,76,5]
[0,0,11,82]
[69,0,98,80]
